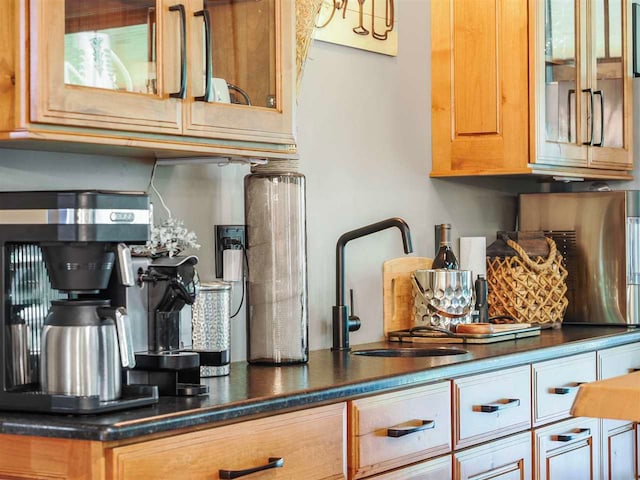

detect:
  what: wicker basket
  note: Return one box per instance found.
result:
[486,236,568,326]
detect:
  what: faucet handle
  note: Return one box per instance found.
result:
[349,288,361,332]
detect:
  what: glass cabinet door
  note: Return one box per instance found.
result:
[537,0,588,167]
[589,0,632,169]
[31,0,182,134]
[64,1,157,94]
[185,0,295,146]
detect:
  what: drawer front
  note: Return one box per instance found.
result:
[371,454,451,480]
[597,343,640,432]
[533,416,600,480]
[453,431,531,480]
[349,382,451,479]
[598,343,640,379]
[454,365,531,449]
[108,403,346,480]
[532,352,596,427]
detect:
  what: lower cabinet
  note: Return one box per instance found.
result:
[0,403,347,480]
[597,343,640,480]
[453,431,532,480]
[533,417,600,480]
[348,382,451,479]
[603,421,636,480]
[370,455,452,480]
[108,403,347,480]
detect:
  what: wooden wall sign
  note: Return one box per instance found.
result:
[314,0,398,56]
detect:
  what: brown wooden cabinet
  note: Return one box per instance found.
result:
[453,365,531,450]
[0,403,346,480]
[347,382,451,479]
[0,0,295,159]
[431,0,633,180]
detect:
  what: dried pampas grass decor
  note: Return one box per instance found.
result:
[296,0,323,93]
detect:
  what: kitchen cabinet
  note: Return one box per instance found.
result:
[453,365,531,450]
[347,382,451,479]
[596,343,640,480]
[531,352,596,428]
[369,455,452,480]
[453,431,532,480]
[533,417,601,480]
[0,0,295,159]
[431,0,633,180]
[0,403,347,480]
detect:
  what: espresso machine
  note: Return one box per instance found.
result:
[114,255,208,396]
[0,191,158,414]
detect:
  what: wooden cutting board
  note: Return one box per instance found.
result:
[382,256,432,336]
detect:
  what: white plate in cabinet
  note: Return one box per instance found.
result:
[597,343,640,380]
[533,417,600,480]
[369,455,451,480]
[532,352,596,427]
[107,403,346,480]
[453,431,532,480]
[348,382,451,480]
[453,365,531,450]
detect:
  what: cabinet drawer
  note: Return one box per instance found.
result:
[348,382,451,479]
[453,431,532,480]
[453,365,531,449]
[371,455,451,480]
[598,343,640,379]
[533,417,600,480]
[107,403,346,480]
[532,352,596,427]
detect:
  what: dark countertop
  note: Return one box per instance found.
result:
[1,325,639,442]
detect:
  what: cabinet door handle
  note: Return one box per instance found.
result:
[476,398,520,413]
[552,428,591,442]
[194,8,212,102]
[551,382,583,395]
[386,420,435,438]
[593,90,604,147]
[169,4,187,99]
[219,457,284,479]
[582,88,594,146]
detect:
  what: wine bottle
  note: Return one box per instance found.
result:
[432,223,459,269]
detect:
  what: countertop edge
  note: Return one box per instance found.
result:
[2,328,639,442]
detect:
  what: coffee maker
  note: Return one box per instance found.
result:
[0,191,158,414]
[115,256,208,396]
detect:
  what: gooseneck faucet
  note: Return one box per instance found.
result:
[332,217,413,351]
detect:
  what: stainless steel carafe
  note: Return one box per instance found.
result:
[40,300,135,401]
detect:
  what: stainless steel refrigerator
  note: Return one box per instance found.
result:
[519,191,640,326]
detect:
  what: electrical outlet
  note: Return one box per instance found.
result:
[215,225,246,278]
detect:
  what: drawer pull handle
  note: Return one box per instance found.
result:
[552,428,591,443]
[552,382,583,395]
[387,420,435,438]
[476,398,520,413]
[219,457,284,479]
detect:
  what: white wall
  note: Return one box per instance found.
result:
[152,0,535,357]
[0,1,541,360]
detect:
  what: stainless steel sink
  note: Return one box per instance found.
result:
[351,346,469,357]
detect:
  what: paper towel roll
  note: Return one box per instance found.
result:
[459,237,487,280]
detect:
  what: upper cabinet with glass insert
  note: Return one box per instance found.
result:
[431,0,633,180]
[0,0,295,158]
[537,0,631,171]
